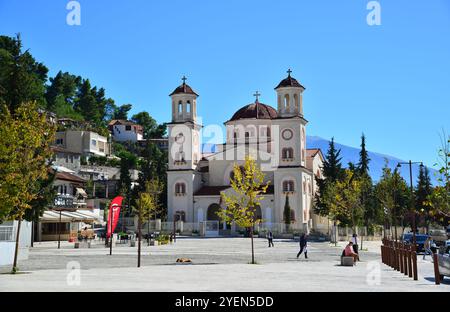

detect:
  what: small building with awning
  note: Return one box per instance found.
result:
[35,170,102,242]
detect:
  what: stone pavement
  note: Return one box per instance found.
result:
[0,237,448,292]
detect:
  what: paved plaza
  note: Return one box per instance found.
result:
[0,237,449,292]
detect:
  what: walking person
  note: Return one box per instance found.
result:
[351,233,360,261]
[423,236,434,261]
[267,231,274,247]
[297,233,308,259]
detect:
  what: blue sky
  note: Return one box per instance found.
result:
[1,0,449,168]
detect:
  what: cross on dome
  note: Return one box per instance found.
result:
[253,91,261,102]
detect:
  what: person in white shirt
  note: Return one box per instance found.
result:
[351,233,360,261]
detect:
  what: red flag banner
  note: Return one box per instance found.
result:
[107,196,124,238]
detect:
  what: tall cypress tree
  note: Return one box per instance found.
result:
[415,165,433,228]
[322,138,344,182]
[357,133,371,176]
[314,138,345,217]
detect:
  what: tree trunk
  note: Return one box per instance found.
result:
[12,217,22,274]
[250,227,255,264]
[138,212,142,268]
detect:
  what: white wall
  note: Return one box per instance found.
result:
[0,221,32,266]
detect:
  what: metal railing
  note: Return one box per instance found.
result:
[0,226,14,242]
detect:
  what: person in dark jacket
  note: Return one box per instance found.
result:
[267,231,274,247]
[297,233,308,259]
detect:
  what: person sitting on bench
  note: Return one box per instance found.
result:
[344,241,359,263]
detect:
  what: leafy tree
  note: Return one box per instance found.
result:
[113,104,133,120]
[117,151,137,219]
[24,170,57,245]
[374,161,411,239]
[415,165,433,229]
[283,195,291,232]
[74,79,100,123]
[322,169,363,230]
[0,35,48,112]
[219,157,270,264]
[45,71,81,112]
[314,138,345,217]
[131,111,167,139]
[133,179,163,267]
[135,142,168,219]
[427,131,450,222]
[0,102,55,273]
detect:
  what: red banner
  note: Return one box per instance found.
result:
[107,196,123,238]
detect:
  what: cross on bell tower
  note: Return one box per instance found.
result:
[182,75,187,84]
[287,68,292,77]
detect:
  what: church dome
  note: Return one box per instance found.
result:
[275,71,305,90]
[229,102,278,122]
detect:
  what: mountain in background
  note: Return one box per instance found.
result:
[306,136,439,185]
[201,136,440,185]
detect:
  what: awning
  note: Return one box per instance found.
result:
[76,188,88,198]
[40,210,100,223]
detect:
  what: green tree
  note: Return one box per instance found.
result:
[219,157,270,264]
[74,79,100,123]
[427,131,450,222]
[133,179,164,267]
[357,134,371,176]
[131,111,167,139]
[283,195,291,232]
[314,138,345,217]
[135,142,168,219]
[0,102,55,273]
[0,34,48,112]
[374,162,411,239]
[323,169,363,231]
[113,104,133,120]
[415,165,433,229]
[45,71,81,112]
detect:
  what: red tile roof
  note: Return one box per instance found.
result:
[229,102,278,122]
[169,83,199,96]
[275,74,305,90]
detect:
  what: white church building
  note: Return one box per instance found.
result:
[166,71,326,235]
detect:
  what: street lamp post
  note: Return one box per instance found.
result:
[397,160,424,249]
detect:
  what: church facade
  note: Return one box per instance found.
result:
[166,71,325,234]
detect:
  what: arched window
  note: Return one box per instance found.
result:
[207,204,221,221]
[293,94,299,111]
[175,183,186,195]
[178,101,183,116]
[186,101,191,114]
[283,180,295,192]
[284,94,290,111]
[282,148,294,160]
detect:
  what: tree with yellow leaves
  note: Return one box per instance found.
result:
[0,101,55,273]
[323,169,364,239]
[133,178,164,268]
[219,156,270,264]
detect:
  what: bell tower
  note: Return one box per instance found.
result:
[168,76,201,171]
[275,69,305,118]
[171,76,198,123]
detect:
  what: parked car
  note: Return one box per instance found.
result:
[429,229,447,246]
[401,233,430,252]
[437,246,450,281]
[93,227,106,240]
